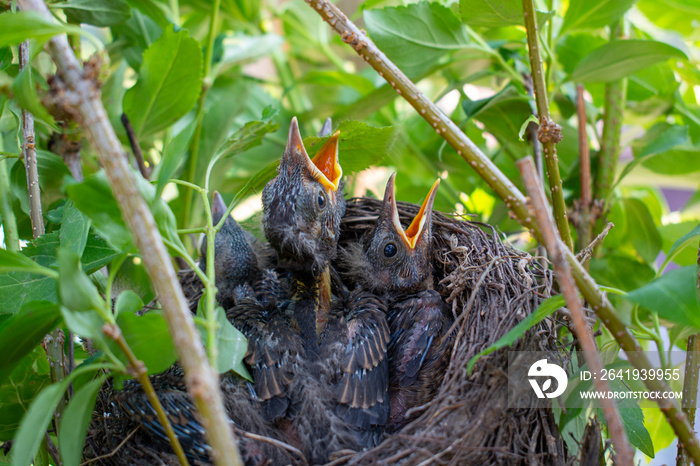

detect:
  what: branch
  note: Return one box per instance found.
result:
[518,157,633,465]
[677,333,700,466]
[121,113,150,179]
[103,324,188,466]
[576,84,592,254]
[593,21,626,204]
[303,1,700,461]
[20,37,68,420]
[16,2,242,464]
[522,0,573,251]
[19,41,44,238]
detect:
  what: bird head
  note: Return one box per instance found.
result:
[360,173,440,294]
[200,191,260,306]
[262,117,344,275]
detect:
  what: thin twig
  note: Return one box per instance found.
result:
[576,84,592,255]
[19,41,44,238]
[44,432,62,466]
[240,432,308,466]
[16,2,243,464]
[522,0,573,251]
[103,324,189,466]
[518,156,633,465]
[576,222,613,265]
[80,427,138,466]
[121,113,150,179]
[20,36,69,426]
[305,1,700,461]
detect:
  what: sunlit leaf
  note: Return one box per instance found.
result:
[626,266,700,328]
[55,0,132,27]
[570,40,687,83]
[123,26,203,138]
[560,0,636,34]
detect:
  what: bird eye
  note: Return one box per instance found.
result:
[384,243,397,258]
[317,190,326,209]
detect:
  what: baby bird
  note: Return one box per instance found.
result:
[261,118,390,458]
[342,173,453,432]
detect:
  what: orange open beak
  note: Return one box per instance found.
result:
[385,175,440,249]
[310,130,342,192]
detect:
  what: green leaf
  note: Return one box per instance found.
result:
[659,222,700,272]
[155,120,197,198]
[305,120,397,174]
[0,350,51,442]
[0,47,13,71]
[212,107,280,162]
[639,124,689,158]
[623,198,661,264]
[215,307,250,379]
[56,0,132,27]
[589,255,655,292]
[560,0,636,34]
[0,249,57,278]
[626,266,700,328]
[58,375,107,466]
[59,201,91,257]
[364,3,470,78]
[123,26,203,138]
[115,311,177,375]
[458,0,553,27]
[81,233,120,273]
[10,381,68,466]
[0,302,60,385]
[555,33,607,75]
[643,147,700,175]
[467,295,565,373]
[569,40,688,83]
[114,290,144,318]
[60,307,109,343]
[12,66,57,130]
[216,33,283,70]
[65,172,133,251]
[610,379,655,457]
[10,363,104,466]
[57,248,108,316]
[0,11,86,48]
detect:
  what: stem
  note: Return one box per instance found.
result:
[677,335,700,466]
[121,113,150,179]
[593,20,626,205]
[19,42,45,238]
[181,0,221,231]
[19,37,69,424]
[522,0,573,251]
[519,157,633,465]
[201,192,219,369]
[304,1,700,461]
[576,84,592,254]
[18,1,242,463]
[103,323,189,466]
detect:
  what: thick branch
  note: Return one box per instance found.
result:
[304,1,700,461]
[16,1,242,464]
[519,157,633,465]
[522,0,573,251]
[677,333,700,466]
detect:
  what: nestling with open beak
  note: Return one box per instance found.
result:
[260,118,390,459]
[341,173,454,432]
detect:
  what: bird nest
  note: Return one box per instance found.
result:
[333,197,566,465]
[85,196,568,465]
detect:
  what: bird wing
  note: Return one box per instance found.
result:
[228,297,305,422]
[114,378,211,464]
[388,290,451,388]
[321,289,390,447]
